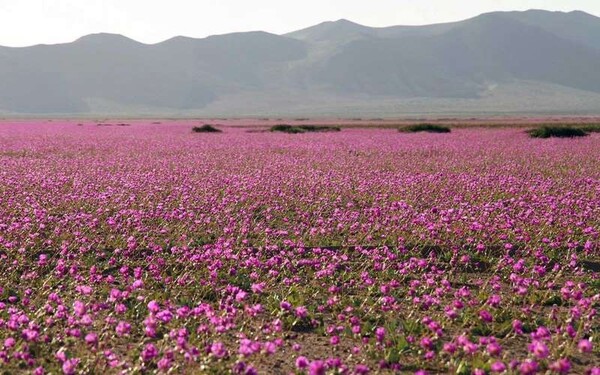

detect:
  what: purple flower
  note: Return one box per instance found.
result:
[141,343,158,362]
[518,360,539,375]
[295,306,308,318]
[295,356,309,369]
[578,339,593,353]
[210,341,228,359]
[528,340,549,359]
[491,361,506,373]
[279,301,292,311]
[148,300,160,313]
[62,358,80,375]
[549,358,570,374]
[115,321,131,336]
[308,360,327,375]
[479,309,493,322]
[84,332,98,345]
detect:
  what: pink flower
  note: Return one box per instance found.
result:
[528,340,549,359]
[148,300,160,313]
[487,342,502,356]
[295,356,309,369]
[132,279,144,289]
[443,342,457,354]
[578,339,593,353]
[141,343,158,362]
[73,300,86,316]
[375,327,386,343]
[549,358,570,374]
[157,356,172,372]
[512,320,524,334]
[84,333,98,345]
[115,321,131,336]
[251,283,265,294]
[491,361,506,373]
[62,358,80,375]
[479,309,493,322]
[4,337,15,348]
[518,360,539,375]
[308,360,326,375]
[295,306,308,318]
[210,341,227,358]
[263,341,276,355]
[280,301,292,311]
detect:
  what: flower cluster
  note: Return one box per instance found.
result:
[0,121,598,373]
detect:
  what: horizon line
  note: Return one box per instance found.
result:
[1,8,596,48]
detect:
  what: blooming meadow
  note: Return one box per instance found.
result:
[0,121,598,374]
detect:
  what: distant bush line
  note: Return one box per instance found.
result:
[192,125,222,133]
[527,126,592,138]
[270,124,341,134]
[399,124,451,133]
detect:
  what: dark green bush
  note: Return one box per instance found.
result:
[399,124,451,133]
[270,124,341,134]
[580,124,600,133]
[192,124,222,133]
[527,126,588,138]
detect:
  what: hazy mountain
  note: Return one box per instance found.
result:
[1,9,600,116]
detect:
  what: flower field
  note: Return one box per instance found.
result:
[0,121,598,374]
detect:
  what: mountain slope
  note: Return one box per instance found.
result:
[1,10,600,115]
[312,13,600,98]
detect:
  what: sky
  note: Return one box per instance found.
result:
[0,0,599,47]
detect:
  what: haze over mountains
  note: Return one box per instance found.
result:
[2,9,600,117]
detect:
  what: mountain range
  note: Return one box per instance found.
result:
[2,9,600,117]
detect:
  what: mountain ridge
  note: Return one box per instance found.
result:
[2,9,600,116]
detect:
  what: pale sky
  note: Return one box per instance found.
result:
[0,0,598,47]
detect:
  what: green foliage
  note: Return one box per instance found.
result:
[192,124,222,133]
[399,124,451,133]
[580,124,600,133]
[527,126,588,138]
[270,124,341,133]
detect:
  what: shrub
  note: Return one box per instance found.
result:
[399,124,451,133]
[527,126,588,138]
[270,124,341,134]
[192,124,222,133]
[580,124,600,133]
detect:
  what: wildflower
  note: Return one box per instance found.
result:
[295,356,309,369]
[62,358,79,375]
[375,327,385,343]
[518,359,539,375]
[141,343,158,362]
[157,356,172,372]
[295,306,308,318]
[84,332,98,345]
[578,339,593,353]
[115,321,131,336]
[487,342,502,356]
[280,301,292,311]
[308,360,326,375]
[528,340,549,359]
[210,342,227,358]
[147,300,160,313]
[491,361,506,373]
[549,358,570,374]
[479,309,493,322]
[512,320,524,334]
